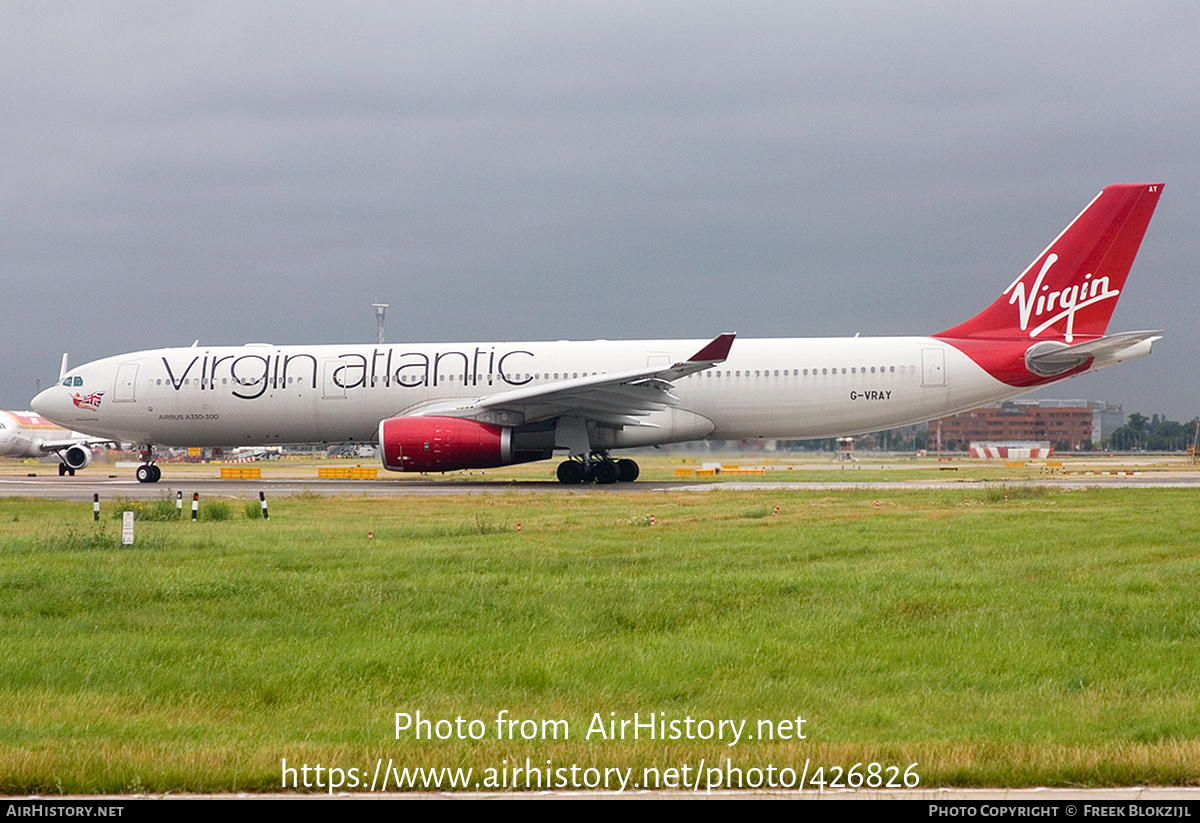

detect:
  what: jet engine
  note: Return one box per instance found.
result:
[378,416,550,472]
[63,444,92,471]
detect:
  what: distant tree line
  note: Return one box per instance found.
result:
[1105,413,1199,452]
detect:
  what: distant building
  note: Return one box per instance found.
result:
[932,400,1123,451]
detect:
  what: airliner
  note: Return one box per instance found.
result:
[30,183,1163,484]
[0,410,105,475]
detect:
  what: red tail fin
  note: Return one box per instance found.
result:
[935,184,1163,342]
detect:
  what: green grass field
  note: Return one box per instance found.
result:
[1,487,1198,793]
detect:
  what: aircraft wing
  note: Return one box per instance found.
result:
[405,333,735,428]
[31,437,104,455]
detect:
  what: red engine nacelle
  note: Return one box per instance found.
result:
[378,416,513,472]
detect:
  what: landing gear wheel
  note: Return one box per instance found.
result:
[593,460,620,485]
[617,459,639,483]
[150,465,161,482]
[136,465,161,484]
[556,460,585,484]
[58,463,67,476]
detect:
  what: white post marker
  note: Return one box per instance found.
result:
[176,491,183,517]
[93,493,100,522]
[259,491,269,520]
[191,492,199,521]
[122,511,134,546]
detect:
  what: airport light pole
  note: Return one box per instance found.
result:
[373,303,388,344]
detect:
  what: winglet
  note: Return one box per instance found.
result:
[686,332,736,364]
[657,333,736,381]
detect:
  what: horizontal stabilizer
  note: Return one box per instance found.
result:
[1025,330,1162,376]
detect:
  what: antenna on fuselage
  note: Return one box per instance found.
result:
[58,353,69,381]
[373,303,388,344]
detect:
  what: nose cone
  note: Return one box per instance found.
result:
[31,386,66,424]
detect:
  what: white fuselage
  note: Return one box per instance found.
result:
[0,410,82,459]
[30,336,1033,450]
[28,184,1164,475]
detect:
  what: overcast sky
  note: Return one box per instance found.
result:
[2,1,1197,420]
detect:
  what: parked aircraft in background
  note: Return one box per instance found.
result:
[0,410,105,475]
[31,184,1163,483]
[226,446,284,461]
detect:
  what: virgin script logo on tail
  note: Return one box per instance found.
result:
[1003,254,1120,342]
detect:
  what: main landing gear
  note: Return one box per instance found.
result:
[136,447,161,483]
[57,463,75,476]
[556,453,639,485]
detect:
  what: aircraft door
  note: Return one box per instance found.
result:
[921,348,946,388]
[114,363,139,402]
[323,359,347,399]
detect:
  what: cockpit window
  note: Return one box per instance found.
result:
[62,376,83,387]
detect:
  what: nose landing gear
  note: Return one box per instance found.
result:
[136,448,161,483]
[135,464,161,483]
